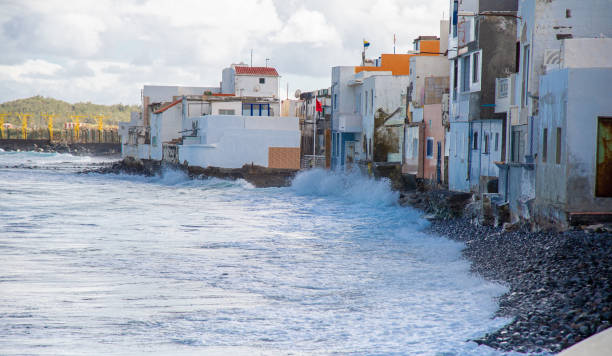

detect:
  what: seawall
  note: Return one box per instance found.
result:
[0,139,121,156]
[91,157,298,188]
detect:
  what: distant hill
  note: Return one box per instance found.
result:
[0,96,141,128]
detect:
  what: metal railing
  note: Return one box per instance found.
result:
[301,155,326,169]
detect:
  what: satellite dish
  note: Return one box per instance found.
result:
[254,85,261,92]
[294,89,301,98]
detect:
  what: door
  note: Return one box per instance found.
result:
[345,141,355,171]
[436,141,442,184]
[596,117,612,197]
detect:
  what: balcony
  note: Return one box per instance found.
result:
[495,77,510,114]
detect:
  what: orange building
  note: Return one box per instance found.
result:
[354,36,441,76]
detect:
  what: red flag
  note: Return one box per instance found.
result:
[315,98,323,112]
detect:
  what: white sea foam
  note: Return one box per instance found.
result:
[0,154,529,355]
[291,168,399,207]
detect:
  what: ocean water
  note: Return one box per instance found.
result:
[0,151,520,355]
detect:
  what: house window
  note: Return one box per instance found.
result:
[472,52,479,83]
[412,138,418,159]
[495,132,499,151]
[219,109,235,115]
[426,137,434,158]
[259,78,265,84]
[242,103,270,116]
[365,91,368,114]
[333,94,337,109]
[462,56,470,92]
[453,59,458,100]
[522,45,530,107]
[473,131,478,150]
[542,128,548,162]
[556,127,562,164]
[370,89,374,113]
[483,133,489,154]
[452,0,458,37]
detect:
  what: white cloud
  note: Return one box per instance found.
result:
[271,8,341,46]
[0,0,449,104]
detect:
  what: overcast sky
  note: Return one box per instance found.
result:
[0,0,448,105]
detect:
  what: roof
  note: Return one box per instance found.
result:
[234,66,279,76]
[154,98,182,114]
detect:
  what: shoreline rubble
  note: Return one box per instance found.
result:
[400,189,611,354]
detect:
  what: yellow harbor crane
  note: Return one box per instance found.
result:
[94,114,106,141]
[16,112,32,140]
[70,115,87,141]
[0,112,10,139]
[41,113,57,141]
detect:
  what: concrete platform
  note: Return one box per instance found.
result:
[558,327,612,356]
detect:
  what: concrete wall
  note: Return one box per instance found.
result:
[360,75,410,162]
[561,38,612,69]
[448,121,470,191]
[470,119,503,191]
[150,105,182,161]
[221,67,235,94]
[410,56,450,108]
[179,115,300,169]
[536,68,612,220]
[211,101,242,116]
[143,85,219,104]
[423,104,446,181]
[516,0,612,145]
[234,75,278,98]
[331,66,358,131]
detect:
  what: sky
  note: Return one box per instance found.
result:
[0,0,449,105]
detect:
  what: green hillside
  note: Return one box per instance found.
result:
[0,96,140,128]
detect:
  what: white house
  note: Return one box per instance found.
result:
[222,65,280,101]
[178,115,300,170]
[533,38,612,226]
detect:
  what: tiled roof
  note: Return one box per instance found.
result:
[234,66,279,76]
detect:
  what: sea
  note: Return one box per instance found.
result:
[0,150,527,355]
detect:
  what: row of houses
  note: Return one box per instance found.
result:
[281,0,612,227]
[120,0,612,228]
[119,63,302,170]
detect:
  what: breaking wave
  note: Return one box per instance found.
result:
[290,168,399,207]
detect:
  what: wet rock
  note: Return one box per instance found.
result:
[425,217,612,353]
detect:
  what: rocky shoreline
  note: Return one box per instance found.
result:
[86,157,298,188]
[425,217,611,354]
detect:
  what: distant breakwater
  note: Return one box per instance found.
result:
[0,139,120,156]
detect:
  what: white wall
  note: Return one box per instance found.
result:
[409,56,450,107]
[331,66,358,131]
[179,115,300,169]
[561,38,612,69]
[150,105,183,161]
[211,101,242,115]
[143,85,219,103]
[221,67,235,94]
[235,75,278,98]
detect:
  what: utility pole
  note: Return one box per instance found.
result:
[265,58,270,67]
[250,49,253,67]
